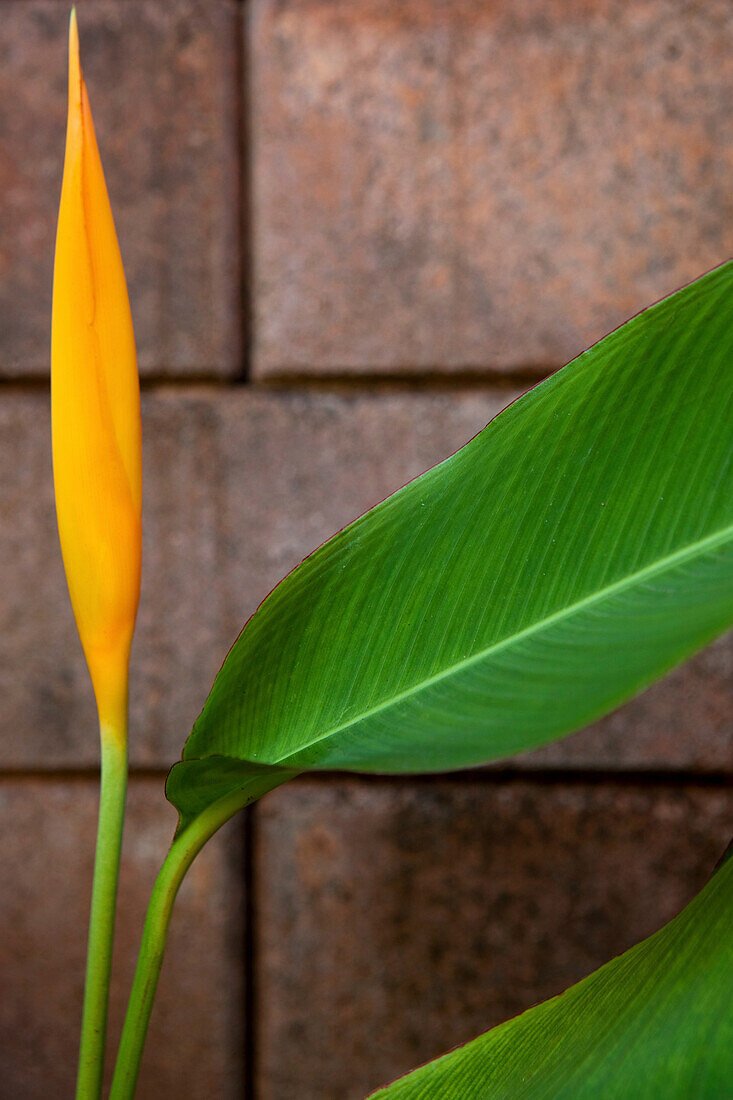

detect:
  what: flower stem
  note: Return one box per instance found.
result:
[76,730,128,1100]
[109,774,289,1100]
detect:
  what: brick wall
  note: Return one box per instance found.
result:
[0,1,731,1097]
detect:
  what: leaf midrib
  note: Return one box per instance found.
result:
[274,522,733,765]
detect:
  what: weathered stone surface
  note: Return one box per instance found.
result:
[0,392,228,767]
[0,388,511,768]
[218,389,518,642]
[0,1,239,377]
[1,388,729,769]
[250,0,733,377]
[255,778,733,1100]
[0,777,243,1098]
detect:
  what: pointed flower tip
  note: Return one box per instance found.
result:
[69,7,79,74]
[67,6,84,129]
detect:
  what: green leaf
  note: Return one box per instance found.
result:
[367,849,733,1098]
[169,263,733,825]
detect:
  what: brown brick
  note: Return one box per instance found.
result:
[218,389,517,640]
[0,392,229,768]
[255,778,733,1100]
[0,1,239,377]
[0,776,243,1098]
[250,0,733,377]
[3,388,729,770]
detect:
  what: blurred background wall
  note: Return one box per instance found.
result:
[0,1,731,1096]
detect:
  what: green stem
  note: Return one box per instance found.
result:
[108,786,261,1100]
[76,733,128,1100]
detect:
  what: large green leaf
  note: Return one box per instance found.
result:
[368,847,733,1098]
[168,263,733,826]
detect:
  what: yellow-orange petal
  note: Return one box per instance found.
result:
[52,9,142,738]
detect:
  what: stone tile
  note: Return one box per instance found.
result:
[250,0,733,377]
[0,1,240,377]
[0,387,518,770]
[218,389,517,640]
[3,387,729,770]
[0,776,244,1098]
[255,778,733,1100]
[0,391,228,768]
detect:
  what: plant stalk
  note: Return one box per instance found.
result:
[108,786,264,1100]
[76,730,128,1100]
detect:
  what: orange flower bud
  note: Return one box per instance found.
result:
[52,10,141,740]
